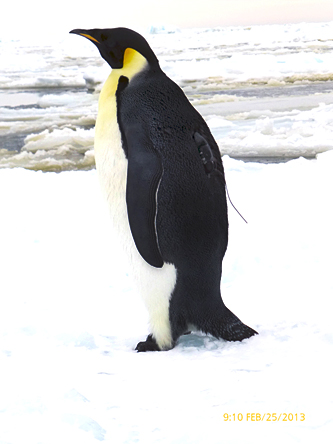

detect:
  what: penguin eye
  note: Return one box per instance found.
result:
[101,33,108,42]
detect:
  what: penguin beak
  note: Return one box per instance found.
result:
[70,29,100,44]
[70,28,124,69]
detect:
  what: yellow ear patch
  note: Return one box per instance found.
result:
[80,33,100,44]
[123,48,137,66]
[122,48,147,74]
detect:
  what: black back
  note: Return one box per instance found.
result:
[117,66,228,279]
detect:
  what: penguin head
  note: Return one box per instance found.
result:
[70,27,159,70]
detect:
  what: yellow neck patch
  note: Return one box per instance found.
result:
[98,48,147,111]
[122,48,148,76]
[95,48,148,151]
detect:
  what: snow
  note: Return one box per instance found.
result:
[1,152,332,443]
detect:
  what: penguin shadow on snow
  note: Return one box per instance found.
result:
[177,332,220,351]
[143,331,253,352]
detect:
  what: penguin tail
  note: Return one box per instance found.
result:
[218,313,258,341]
[199,305,258,342]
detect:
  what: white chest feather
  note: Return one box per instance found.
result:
[94,54,177,350]
[94,73,128,240]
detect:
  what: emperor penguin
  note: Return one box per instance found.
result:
[70,27,257,351]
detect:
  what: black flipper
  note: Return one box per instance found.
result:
[125,122,164,268]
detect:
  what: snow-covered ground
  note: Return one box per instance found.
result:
[1,151,332,443]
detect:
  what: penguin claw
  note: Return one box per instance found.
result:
[135,334,161,352]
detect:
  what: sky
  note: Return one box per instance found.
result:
[2,0,333,40]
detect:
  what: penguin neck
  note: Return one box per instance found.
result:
[99,49,148,104]
[95,49,149,160]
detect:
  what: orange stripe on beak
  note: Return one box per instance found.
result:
[80,33,100,44]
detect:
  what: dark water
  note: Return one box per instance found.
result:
[189,81,333,100]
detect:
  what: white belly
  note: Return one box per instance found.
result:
[94,72,177,350]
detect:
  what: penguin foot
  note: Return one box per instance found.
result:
[135,334,161,352]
